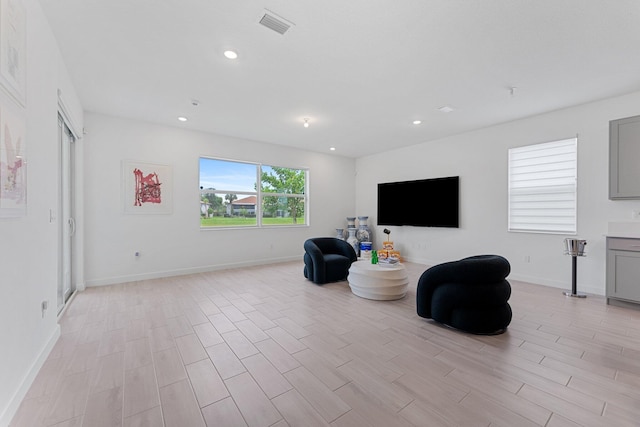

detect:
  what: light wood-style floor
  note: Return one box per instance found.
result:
[10,260,640,427]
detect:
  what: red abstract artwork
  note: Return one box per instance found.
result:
[133,168,162,206]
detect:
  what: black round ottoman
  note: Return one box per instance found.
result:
[416,255,512,334]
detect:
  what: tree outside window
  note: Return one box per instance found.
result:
[261,166,305,224]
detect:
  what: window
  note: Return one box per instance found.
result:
[199,157,307,228]
[508,137,577,234]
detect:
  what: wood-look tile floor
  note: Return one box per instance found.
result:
[10,261,640,427]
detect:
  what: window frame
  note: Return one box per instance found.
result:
[199,156,308,229]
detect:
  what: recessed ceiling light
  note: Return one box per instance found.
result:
[330,147,336,151]
[412,120,422,125]
[224,50,238,59]
[303,118,310,128]
[178,116,188,122]
[438,106,454,113]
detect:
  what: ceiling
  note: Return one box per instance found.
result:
[39,0,640,158]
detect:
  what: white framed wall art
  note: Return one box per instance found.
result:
[0,90,25,218]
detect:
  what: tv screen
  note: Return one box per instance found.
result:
[377,176,459,228]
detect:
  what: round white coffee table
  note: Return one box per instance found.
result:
[347,261,409,300]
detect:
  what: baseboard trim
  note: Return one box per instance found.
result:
[508,273,605,297]
[85,255,301,287]
[0,325,60,427]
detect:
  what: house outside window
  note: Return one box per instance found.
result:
[199,157,307,228]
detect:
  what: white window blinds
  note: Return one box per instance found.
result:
[508,137,577,234]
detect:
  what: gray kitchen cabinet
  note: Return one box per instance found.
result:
[606,237,640,307]
[610,114,640,199]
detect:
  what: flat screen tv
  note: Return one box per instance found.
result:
[377,176,459,228]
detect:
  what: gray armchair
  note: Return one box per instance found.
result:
[303,237,357,284]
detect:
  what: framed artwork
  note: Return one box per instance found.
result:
[0,92,26,217]
[0,0,25,107]
[122,160,173,214]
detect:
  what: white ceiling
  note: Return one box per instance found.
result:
[39,0,640,158]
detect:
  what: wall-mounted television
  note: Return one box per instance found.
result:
[377,176,459,228]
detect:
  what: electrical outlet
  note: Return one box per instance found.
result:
[632,209,640,220]
[524,255,531,263]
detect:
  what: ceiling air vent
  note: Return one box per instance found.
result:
[259,12,291,35]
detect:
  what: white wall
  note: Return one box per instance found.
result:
[356,90,640,295]
[0,0,83,425]
[82,113,356,286]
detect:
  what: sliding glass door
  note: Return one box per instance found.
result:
[58,114,76,313]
